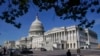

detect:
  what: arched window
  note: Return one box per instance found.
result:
[66,43,69,48]
[70,43,72,48]
[74,43,75,48]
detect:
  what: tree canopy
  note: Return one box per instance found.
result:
[0,0,100,29]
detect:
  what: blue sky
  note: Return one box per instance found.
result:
[0,4,100,45]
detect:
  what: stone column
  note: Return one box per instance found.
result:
[58,32,60,43]
[66,32,67,41]
[71,31,73,49]
[52,34,53,42]
[68,31,70,49]
[54,33,55,42]
[63,31,65,49]
[64,30,66,40]
[70,31,71,42]
[55,33,57,42]
[60,32,61,41]
[72,30,75,49]
[61,31,63,40]
[52,34,54,42]
[66,31,68,41]
[54,33,56,42]
[72,30,74,41]
[51,34,52,42]
[68,31,70,42]
[53,33,55,42]
[76,28,79,49]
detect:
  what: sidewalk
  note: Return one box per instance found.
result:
[84,55,100,56]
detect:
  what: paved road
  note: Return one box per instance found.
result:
[29,49,100,56]
[32,49,100,56]
[2,49,100,56]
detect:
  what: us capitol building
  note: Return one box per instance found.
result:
[4,15,98,50]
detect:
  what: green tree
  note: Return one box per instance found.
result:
[0,0,100,28]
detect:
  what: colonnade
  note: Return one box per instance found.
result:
[45,29,78,49]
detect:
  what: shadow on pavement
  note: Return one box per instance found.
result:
[48,54,77,56]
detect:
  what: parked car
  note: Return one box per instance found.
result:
[7,49,21,56]
[40,48,47,51]
[20,48,33,54]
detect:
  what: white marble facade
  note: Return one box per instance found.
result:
[4,15,98,50]
[4,41,15,49]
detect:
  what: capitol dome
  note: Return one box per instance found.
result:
[29,15,44,36]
